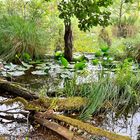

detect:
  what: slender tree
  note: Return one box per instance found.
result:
[58,0,113,62]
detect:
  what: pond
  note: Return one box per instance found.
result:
[0,53,140,140]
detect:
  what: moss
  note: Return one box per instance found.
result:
[0,97,44,112]
[25,103,44,112]
[0,97,28,106]
[53,115,131,140]
[48,98,59,110]
[29,97,87,111]
[57,97,87,110]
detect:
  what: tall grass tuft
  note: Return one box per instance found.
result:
[79,76,118,120]
[80,60,140,120]
[0,15,49,61]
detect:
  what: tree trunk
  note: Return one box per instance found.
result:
[64,22,73,62]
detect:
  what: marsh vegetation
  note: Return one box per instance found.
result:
[0,0,140,140]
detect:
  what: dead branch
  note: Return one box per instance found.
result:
[0,79,87,111]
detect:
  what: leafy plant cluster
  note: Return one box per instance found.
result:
[54,51,87,70]
[92,45,114,68]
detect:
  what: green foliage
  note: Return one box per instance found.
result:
[93,45,114,68]
[54,51,63,59]
[100,46,110,53]
[0,0,60,61]
[92,59,99,65]
[54,51,69,67]
[73,23,97,53]
[74,61,86,70]
[110,34,140,61]
[95,51,103,57]
[79,61,140,120]
[63,77,77,97]
[98,28,112,46]
[58,0,113,31]
[80,76,116,120]
[114,60,140,116]
[111,0,139,37]
[73,55,87,62]
[60,56,69,68]
[115,59,135,86]
[22,53,31,62]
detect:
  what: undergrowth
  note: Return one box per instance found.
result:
[63,60,140,120]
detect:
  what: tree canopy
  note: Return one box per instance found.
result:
[58,0,113,31]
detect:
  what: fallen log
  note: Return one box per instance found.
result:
[0,97,87,112]
[35,111,131,140]
[28,97,87,111]
[52,114,131,140]
[0,78,38,100]
[35,117,85,140]
[0,79,87,111]
[0,97,132,140]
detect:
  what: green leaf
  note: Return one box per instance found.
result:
[92,59,99,65]
[95,51,102,57]
[100,46,109,52]
[74,61,86,70]
[60,56,69,68]
[58,0,112,31]
[54,51,63,59]
[23,53,31,61]
[73,55,86,62]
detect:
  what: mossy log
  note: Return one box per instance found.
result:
[0,79,87,111]
[0,97,87,112]
[28,97,87,111]
[52,114,131,140]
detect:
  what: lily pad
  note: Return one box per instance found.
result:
[31,70,47,75]
[21,62,33,69]
[7,71,25,77]
[4,63,18,71]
